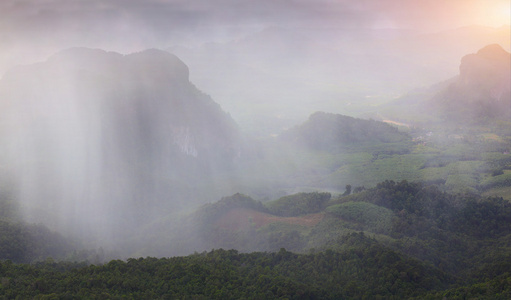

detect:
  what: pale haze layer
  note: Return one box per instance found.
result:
[0,0,509,73]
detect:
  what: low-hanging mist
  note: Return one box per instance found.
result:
[0,48,241,245]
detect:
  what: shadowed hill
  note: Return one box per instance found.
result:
[280,112,411,152]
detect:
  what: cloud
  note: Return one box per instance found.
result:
[0,0,489,44]
[0,0,367,37]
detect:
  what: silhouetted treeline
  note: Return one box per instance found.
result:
[0,235,509,299]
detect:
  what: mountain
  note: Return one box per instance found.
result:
[430,44,511,122]
[0,48,240,241]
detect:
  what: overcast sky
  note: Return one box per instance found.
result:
[0,0,509,74]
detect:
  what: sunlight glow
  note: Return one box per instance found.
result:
[481,0,511,27]
[496,1,511,24]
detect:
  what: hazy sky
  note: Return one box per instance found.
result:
[0,0,508,58]
[0,0,507,127]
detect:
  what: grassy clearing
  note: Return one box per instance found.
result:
[446,161,484,175]
[445,174,479,193]
[299,150,489,193]
[480,171,511,190]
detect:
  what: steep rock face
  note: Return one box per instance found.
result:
[0,48,239,237]
[434,44,511,121]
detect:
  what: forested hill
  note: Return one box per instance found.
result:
[280,112,411,152]
[167,181,511,259]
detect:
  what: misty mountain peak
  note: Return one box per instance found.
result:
[429,44,511,122]
[475,43,510,60]
[49,47,123,62]
[125,49,190,84]
[458,44,510,93]
[43,47,190,85]
[45,47,124,74]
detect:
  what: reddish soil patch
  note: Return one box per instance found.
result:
[214,208,325,231]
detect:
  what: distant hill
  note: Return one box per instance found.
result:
[0,48,240,239]
[280,112,411,152]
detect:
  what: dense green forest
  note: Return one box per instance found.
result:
[0,180,510,298]
[0,237,508,299]
[0,240,452,299]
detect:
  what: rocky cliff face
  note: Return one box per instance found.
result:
[433,44,511,121]
[0,48,240,238]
